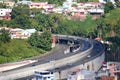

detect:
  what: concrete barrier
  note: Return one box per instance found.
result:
[0,35,104,80]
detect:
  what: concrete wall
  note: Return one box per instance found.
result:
[54,52,105,79]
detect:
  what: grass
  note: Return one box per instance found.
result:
[0,39,45,64]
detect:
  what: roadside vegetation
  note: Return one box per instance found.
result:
[0,2,120,63]
[0,39,45,63]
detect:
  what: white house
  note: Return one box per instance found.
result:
[17,0,32,5]
[53,7,64,14]
[63,0,77,9]
[0,8,12,20]
[29,2,48,9]
[25,29,36,35]
[9,28,36,39]
[99,0,116,4]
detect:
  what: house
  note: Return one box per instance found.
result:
[29,2,48,9]
[0,8,12,20]
[9,28,36,39]
[63,0,77,9]
[68,69,96,80]
[29,2,55,12]
[17,0,32,5]
[3,1,15,8]
[0,27,11,31]
[43,4,55,12]
[99,0,116,4]
[25,29,36,35]
[71,12,86,21]
[52,7,64,14]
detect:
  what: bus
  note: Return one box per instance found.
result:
[34,70,55,80]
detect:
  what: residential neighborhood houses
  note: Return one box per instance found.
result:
[0,0,117,37]
[0,0,117,21]
[0,0,118,38]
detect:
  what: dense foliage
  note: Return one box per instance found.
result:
[0,3,6,8]
[0,29,10,43]
[96,8,120,61]
[104,2,114,13]
[28,31,52,51]
[55,17,96,38]
[10,4,31,29]
[0,39,44,63]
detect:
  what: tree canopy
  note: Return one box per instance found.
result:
[0,3,6,8]
[0,29,10,44]
[104,8,120,37]
[28,31,52,51]
[104,2,114,13]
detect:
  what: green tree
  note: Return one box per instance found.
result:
[0,29,10,43]
[11,4,30,19]
[10,4,34,29]
[104,2,114,13]
[13,15,31,29]
[39,31,52,51]
[28,31,52,51]
[28,32,39,47]
[104,8,120,37]
[72,4,78,7]
[116,1,120,8]
[0,3,6,8]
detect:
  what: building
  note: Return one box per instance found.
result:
[0,8,12,20]
[29,2,48,9]
[34,70,55,80]
[17,0,32,5]
[63,0,77,9]
[29,2,55,12]
[9,28,36,39]
[52,7,64,14]
[68,69,96,80]
[71,12,86,21]
[3,1,15,8]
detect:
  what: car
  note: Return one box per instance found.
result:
[66,63,72,66]
[31,64,35,67]
[87,55,91,58]
[55,67,60,70]
[49,59,55,63]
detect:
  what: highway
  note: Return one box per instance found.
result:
[3,38,91,72]
[0,35,105,80]
[16,40,105,80]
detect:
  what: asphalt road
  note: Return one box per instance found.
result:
[16,40,104,80]
[3,38,91,73]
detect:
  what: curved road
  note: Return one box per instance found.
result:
[0,35,105,80]
[3,38,91,72]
